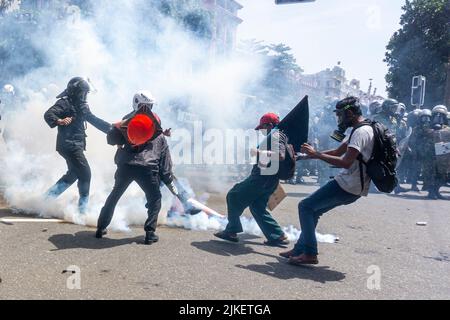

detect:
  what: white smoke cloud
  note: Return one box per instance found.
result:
[0,0,337,244]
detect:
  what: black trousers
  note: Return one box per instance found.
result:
[97,164,162,233]
[47,146,91,210]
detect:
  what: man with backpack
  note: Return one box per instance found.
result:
[214,113,290,246]
[281,96,397,265]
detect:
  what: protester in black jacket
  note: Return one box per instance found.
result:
[44,77,111,214]
[96,91,181,245]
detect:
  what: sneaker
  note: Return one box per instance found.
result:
[95,229,107,239]
[214,231,239,243]
[145,232,159,245]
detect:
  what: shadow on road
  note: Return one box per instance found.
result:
[48,231,143,251]
[236,258,346,284]
[191,239,279,259]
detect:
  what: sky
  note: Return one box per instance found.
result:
[236,0,406,97]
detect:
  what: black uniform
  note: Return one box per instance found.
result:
[44,98,111,211]
[97,124,174,234]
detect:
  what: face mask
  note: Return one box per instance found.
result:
[432,114,446,126]
[331,110,351,142]
[420,117,431,128]
[137,104,153,115]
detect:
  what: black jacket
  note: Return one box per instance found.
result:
[107,127,174,185]
[44,98,111,151]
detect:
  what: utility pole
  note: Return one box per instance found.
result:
[368,78,373,96]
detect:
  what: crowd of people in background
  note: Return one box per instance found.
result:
[290,97,450,201]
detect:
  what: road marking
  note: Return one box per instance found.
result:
[0,218,66,223]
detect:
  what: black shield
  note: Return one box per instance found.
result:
[277,96,310,152]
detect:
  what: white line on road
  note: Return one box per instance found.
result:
[0,218,66,223]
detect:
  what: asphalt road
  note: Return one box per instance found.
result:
[1,181,449,300]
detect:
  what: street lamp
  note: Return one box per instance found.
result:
[275,0,316,4]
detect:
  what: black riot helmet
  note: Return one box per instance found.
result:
[419,109,432,129]
[407,109,422,128]
[382,98,399,116]
[369,101,382,116]
[57,77,93,104]
[431,105,448,129]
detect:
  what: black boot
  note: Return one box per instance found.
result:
[145,232,159,245]
[95,228,107,239]
[427,191,438,200]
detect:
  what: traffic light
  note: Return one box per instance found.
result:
[411,76,426,108]
[275,0,316,4]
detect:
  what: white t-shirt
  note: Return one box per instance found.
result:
[335,125,375,196]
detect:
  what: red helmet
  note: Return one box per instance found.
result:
[127,114,156,146]
[255,113,280,130]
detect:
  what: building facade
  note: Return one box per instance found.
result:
[201,0,243,58]
[298,63,383,107]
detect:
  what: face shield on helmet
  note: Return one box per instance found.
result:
[58,77,95,104]
[431,105,448,129]
[396,103,406,118]
[382,99,399,116]
[369,101,382,115]
[133,91,156,112]
[419,109,432,128]
[407,109,421,128]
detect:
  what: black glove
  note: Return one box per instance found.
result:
[178,191,202,216]
[166,181,202,216]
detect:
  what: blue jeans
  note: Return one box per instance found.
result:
[293,180,361,256]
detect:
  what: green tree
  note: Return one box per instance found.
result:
[238,40,304,114]
[385,0,450,108]
[158,0,212,40]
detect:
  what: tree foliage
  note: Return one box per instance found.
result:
[158,0,212,40]
[239,39,304,113]
[385,0,450,107]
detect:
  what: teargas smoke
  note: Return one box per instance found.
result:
[0,1,337,243]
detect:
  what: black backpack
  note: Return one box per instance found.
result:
[349,120,398,193]
[278,141,297,180]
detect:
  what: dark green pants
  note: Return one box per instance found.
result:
[224,175,284,241]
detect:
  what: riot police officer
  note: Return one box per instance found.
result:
[373,99,399,132]
[395,103,408,141]
[423,106,450,200]
[44,77,112,214]
[369,101,383,118]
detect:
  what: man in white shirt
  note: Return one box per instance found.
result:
[281,97,375,265]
